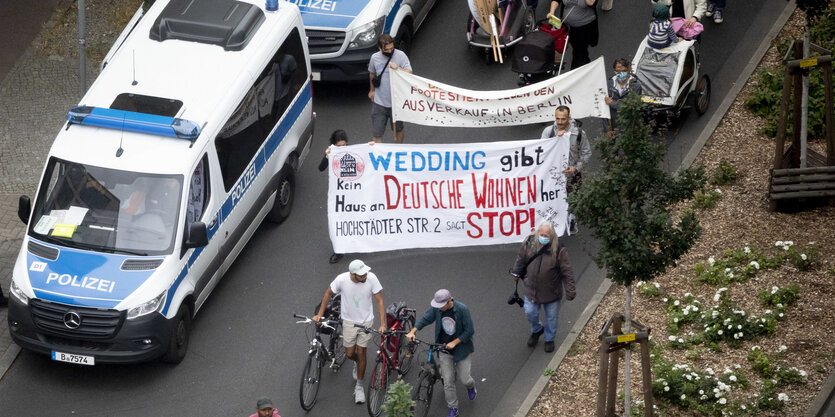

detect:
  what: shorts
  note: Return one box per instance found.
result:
[342,320,374,348]
[371,102,404,138]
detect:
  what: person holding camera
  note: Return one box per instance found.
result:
[406,289,476,417]
[368,34,412,144]
[510,221,576,352]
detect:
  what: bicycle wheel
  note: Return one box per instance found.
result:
[299,350,322,411]
[397,314,416,375]
[412,369,434,417]
[330,330,346,372]
[366,358,389,417]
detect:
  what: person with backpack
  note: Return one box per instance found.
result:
[510,221,576,352]
[541,105,591,234]
[546,0,599,69]
[368,34,412,143]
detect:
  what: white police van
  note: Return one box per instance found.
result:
[8,0,314,364]
[290,0,438,80]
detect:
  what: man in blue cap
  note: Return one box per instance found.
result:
[406,289,476,417]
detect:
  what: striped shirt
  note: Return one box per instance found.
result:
[647,20,677,49]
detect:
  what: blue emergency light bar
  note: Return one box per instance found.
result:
[67,106,201,141]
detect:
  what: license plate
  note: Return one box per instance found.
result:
[312,72,321,81]
[52,351,95,365]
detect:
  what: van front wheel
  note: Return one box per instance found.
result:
[162,305,191,364]
[267,166,295,223]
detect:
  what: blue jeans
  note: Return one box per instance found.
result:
[523,297,561,342]
[709,0,726,9]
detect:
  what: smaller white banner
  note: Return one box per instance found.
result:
[391,57,610,128]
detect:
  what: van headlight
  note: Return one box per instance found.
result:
[348,16,386,50]
[126,291,167,320]
[10,280,29,305]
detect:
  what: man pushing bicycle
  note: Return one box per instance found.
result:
[406,289,477,417]
[314,259,386,405]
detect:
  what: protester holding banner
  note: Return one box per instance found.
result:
[320,130,350,263]
[541,106,589,234]
[510,221,576,353]
[547,0,599,70]
[368,34,412,144]
[603,58,642,136]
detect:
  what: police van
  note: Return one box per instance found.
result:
[8,0,314,364]
[289,0,438,81]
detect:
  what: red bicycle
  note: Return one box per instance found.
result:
[354,302,417,417]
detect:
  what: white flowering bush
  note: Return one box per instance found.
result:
[758,284,799,308]
[652,355,748,415]
[637,280,662,298]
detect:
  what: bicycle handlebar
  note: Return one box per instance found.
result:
[352,323,407,336]
[293,313,339,331]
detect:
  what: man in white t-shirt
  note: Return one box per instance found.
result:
[314,259,386,404]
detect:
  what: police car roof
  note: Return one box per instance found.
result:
[50,0,304,175]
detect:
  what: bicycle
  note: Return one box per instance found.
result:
[354,302,417,417]
[293,312,346,411]
[410,338,451,417]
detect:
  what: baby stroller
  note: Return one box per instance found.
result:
[467,0,535,63]
[633,36,710,121]
[511,20,569,85]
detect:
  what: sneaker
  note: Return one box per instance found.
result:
[527,328,544,347]
[329,253,343,264]
[713,9,723,24]
[352,362,357,381]
[544,341,555,353]
[447,407,460,417]
[705,2,715,17]
[354,385,366,404]
[468,386,478,401]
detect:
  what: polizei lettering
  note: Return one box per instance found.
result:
[231,164,257,207]
[46,272,115,293]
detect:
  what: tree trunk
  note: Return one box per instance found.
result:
[623,285,632,416]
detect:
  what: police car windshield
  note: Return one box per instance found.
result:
[28,158,183,256]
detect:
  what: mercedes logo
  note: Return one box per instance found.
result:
[63,311,82,329]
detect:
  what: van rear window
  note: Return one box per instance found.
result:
[110,93,183,117]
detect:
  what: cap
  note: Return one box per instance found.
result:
[349,259,371,275]
[430,289,452,308]
[256,397,274,410]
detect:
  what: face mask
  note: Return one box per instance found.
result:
[382,51,393,58]
[616,72,628,82]
[538,236,550,245]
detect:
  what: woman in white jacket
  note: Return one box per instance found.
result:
[651,0,706,28]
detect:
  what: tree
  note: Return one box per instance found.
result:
[381,379,416,417]
[567,93,706,414]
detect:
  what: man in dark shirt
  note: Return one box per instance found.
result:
[407,289,477,417]
[319,130,348,263]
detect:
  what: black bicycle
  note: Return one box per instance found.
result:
[294,312,346,411]
[411,338,451,417]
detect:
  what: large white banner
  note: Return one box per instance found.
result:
[391,57,610,128]
[327,139,570,253]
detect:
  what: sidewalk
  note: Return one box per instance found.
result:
[0,3,91,378]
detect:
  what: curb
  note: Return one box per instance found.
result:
[806,369,835,417]
[510,1,798,416]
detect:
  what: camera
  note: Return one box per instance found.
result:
[507,291,524,308]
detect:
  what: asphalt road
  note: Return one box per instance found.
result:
[0,0,791,416]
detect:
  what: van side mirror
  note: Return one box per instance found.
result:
[184,221,208,249]
[18,195,31,225]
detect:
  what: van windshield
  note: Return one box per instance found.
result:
[28,157,183,256]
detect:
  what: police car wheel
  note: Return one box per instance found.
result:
[395,24,412,56]
[162,305,191,364]
[266,166,295,223]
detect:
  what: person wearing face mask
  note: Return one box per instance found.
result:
[510,221,576,353]
[368,34,412,144]
[604,58,643,136]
